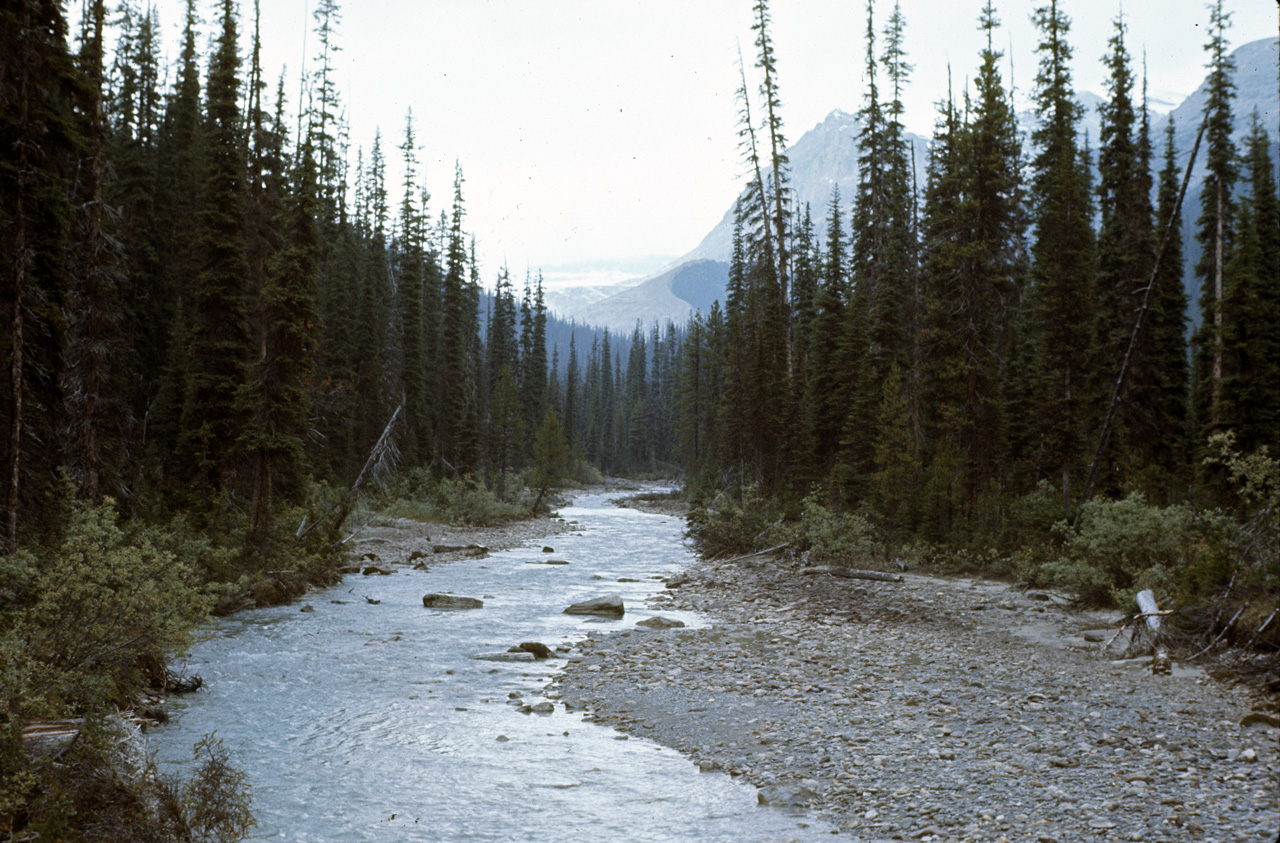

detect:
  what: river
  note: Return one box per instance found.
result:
[151,491,838,841]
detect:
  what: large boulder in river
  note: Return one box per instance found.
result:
[422,593,484,609]
[513,642,554,659]
[563,594,625,617]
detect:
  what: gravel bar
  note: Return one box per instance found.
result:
[549,550,1280,842]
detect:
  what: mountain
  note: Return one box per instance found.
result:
[572,259,729,333]
[679,109,931,265]
[566,37,1278,332]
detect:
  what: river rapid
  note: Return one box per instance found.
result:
[151,491,839,842]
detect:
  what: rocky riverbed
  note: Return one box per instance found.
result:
[549,539,1280,842]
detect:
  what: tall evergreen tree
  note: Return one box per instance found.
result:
[238,140,320,537]
[1,0,80,547]
[1026,0,1096,511]
[920,4,1023,523]
[64,0,132,502]
[1141,116,1192,495]
[179,0,251,497]
[395,111,430,466]
[437,163,479,473]
[1219,115,1280,454]
[1192,0,1237,437]
[1092,15,1161,491]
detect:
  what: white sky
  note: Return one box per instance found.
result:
[124,0,1277,280]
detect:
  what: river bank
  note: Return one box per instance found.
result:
[550,507,1280,842]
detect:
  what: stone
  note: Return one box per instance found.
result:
[542,546,555,553]
[432,543,489,555]
[362,565,394,575]
[515,642,554,659]
[422,593,484,609]
[407,550,429,562]
[637,615,686,629]
[1239,712,1280,729]
[757,784,818,807]
[473,651,535,662]
[300,604,315,613]
[563,594,625,617]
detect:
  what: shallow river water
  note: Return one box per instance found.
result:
[152,492,838,842]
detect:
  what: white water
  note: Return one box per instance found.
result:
[152,492,839,841]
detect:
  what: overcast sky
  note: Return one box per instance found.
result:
[126,0,1277,281]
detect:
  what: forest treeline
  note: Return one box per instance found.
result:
[0,0,654,560]
[1,0,1278,836]
[0,0,670,835]
[671,0,1278,635]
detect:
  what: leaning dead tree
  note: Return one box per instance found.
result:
[1075,119,1206,524]
[299,405,402,541]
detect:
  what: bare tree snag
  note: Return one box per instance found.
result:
[1136,589,1171,675]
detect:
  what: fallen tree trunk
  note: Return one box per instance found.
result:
[715,543,790,564]
[299,405,402,542]
[832,568,903,583]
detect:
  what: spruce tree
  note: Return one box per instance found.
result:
[437,163,479,474]
[1,0,80,547]
[65,0,132,502]
[1093,15,1160,491]
[148,0,204,462]
[1192,0,1237,437]
[1027,0,1097,511]
[238,141,320,537]
[805,188,851,485]
[393,112,430,466]
[1143,116,1192,495]
[180,0,251,497]
[1219,115,1280,454]
[920,4,1023,523]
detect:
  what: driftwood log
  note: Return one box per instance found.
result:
[832,568,903,583]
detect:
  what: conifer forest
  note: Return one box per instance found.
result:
[1,0,1279,837]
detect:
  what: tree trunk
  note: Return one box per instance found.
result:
[1211,178,1224,425]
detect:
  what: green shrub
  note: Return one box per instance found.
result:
[0,499,215,718]
[685,484,782,559]
[1020,493,1231,607]
[433,476,527,526]
[14,726,253,843]
[376,474,528,527]
[780,493,877,567]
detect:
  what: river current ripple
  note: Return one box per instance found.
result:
[151,491,837,842]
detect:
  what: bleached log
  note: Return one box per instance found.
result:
[716,543,790,564]
[831,568,903,583]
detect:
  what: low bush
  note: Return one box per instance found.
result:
[779,493,877,567]
[13,726,253,843]
[0,499,215,719]
[685,484,782,559]
[376,474,528,527]
[1019,493,1232,607]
